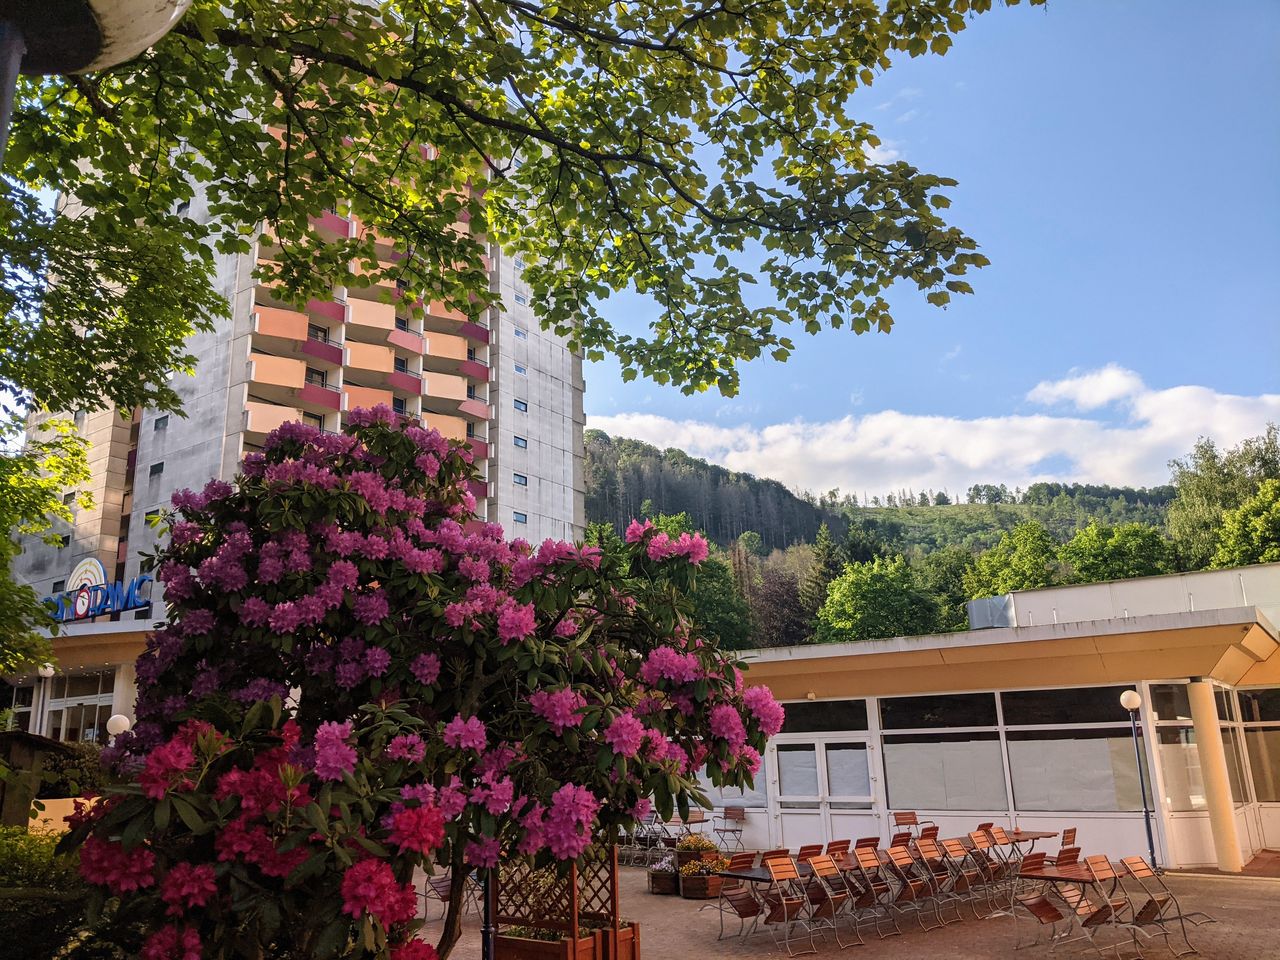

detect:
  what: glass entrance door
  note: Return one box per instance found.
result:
[767,736,878,848]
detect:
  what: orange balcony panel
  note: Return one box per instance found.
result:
[250,354,307,390]
[245,401,303,436]
[346,341,395,373]
[459,398,491,420]
[387,328,425,354]
[423,414,468,442]
[344,385,394,413]
[426,301,467,323]
[254,305,309,341]
[425,332,468,363]
[423,372,468,402]
[348,298,397,331]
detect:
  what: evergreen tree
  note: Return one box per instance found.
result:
[800,522,844,620]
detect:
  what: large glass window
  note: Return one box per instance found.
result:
[880,693,997,729]
[883,732,1008,811]
[1006,728,1146,811]
[1151,684,1192,721]
[1000,686,1135,726]
[777,744,819,798]
[780,699,868,734]
[697,770,767,809]
[1157,728,1205,811]
[825,743,872,800]
[1240,689,1280,723]
[32,670,117,744]
[1244,728,1280,801]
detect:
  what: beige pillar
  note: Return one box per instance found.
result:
[112,661,138,721]
[1187,680,1243,872]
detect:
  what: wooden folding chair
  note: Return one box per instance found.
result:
[1082,855,1146,959]
[763,857,818,957]
[941,836,992,919]
[422,871,479,922]
[850,845,902,940]
[1053,846,1081,867]
[712,806,747,852]
[889,830,914,849]
[891,810,936,837]
[1012,892,1074,952]
[884,844,945,932]
[1046,826,1080,865]
[825,838,851,858]
[805,854,859,949]
[968,830,1014,915]
[1120,856,1212,957]
[912,837,965,925]
[854,835,880,850]
[706,851,765,942]
[797,843,825,862]
[761,848,791,863]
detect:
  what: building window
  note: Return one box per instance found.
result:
[51,580,66,594]
[58,534,71,549]
[149,462,164,479]
[33,668,118,743]
[392,397,407,416]
[513,436,528,449]
[514,363,527,376]
[513,326,528,340]
[395,278,408,293]
[1000,686,1135,726]
[394,356,409,374]
[395,316,409,332]
[513,511,528,524]
[513,473,528,486]
[884,731,1008,811]
[145,509,162,525]
[303,412,325,431]
[175,199,190,216]
[154,415,169,431]
[307,323,329,343]
[514,256,527,270]
[880,693,997,729]
[779,699,869,734]
[514,399,528,413]
[514,293,529,305]
[466,422,476,439]
[466,385,478,400]
[305,367,327,388]
[62,491,76,506]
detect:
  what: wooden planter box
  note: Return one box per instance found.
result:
[495,933,598,960]
[597,922,641,960]
[646,870,677,895]
[679,875,723,900]
[675,849,717,868]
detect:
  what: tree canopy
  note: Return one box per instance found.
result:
[1211,479,1280,570]
[815,556,940,643]
[963,520,1060,598]
[1059,521,1173,584]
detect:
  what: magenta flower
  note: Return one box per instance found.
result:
[386,803,445,854]
[386,733,426,763]
[603,712,645,758]
[353,590,389,625]
[624,518,653,543]
[443,715,487,751]
[497,600,537,644]
[529,688,586,733]
[465,835,501,868]
[313,721,357,780]
[410,652,441,685]
[160,862,218,916]
[742,685,786,737]
[710,704,747,750]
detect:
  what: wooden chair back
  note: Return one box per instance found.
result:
[968,830,992,851]
[1020,851,1047,871]
[1019,894,1066,926]
[767,857,801,882]
[988,825,1013,845]
[892,811,919,828]
[853,847,881,872]
[1055,846,1080,866]
[976,822,994,832]
[1084,854,1117,882]
[1120,855,1156,880]
[919,825,939,841]
[825,839,851,857]
[797,843,824,862]
[941,838,969,861]
[725,886,764,919]
[761,848,790,863]
[889,831,913,848]
[725,851,757,872]
[809,854,841,880]
[1061,826,1077,847]
[915,837,944,862]
[722,805,746,824]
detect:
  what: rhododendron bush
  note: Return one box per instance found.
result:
[62,408,782,960]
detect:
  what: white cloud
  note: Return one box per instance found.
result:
[864,140,902,164]
[587,367,1280,496]
[895,109,920,124]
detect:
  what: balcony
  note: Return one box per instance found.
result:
[310,209,351,241]
[300,383,342,410]
[421,372,469,415]
[344,384,394,413]
[467,478,489,502]
[346,340,396,375]
[459,398,492,420]
[422,413,468,441]
[249,353,307,404]
[254,304,308,342]
[253,305,345,366]
[422,331,468,370]
[245,401,303,441]
[459,358,490,382]
[387,327,425,355]
[306,299,347,326]
[388,371,422,394]
[459,321,490,344]
[347,298,397,342]
[465,438,489,461]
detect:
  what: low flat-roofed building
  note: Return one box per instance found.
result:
[726,561,1280,873]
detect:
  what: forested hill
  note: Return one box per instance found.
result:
[584,429,1176,552]
[584,431,841,551]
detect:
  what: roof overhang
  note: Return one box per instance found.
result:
[741,606,1280,700]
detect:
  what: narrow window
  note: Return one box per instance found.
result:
[513,473,528,486]
[175,199,190,216]
[303,412,325,431]
[513,436,528,449]
[514,399,528,413]
[514,293,529,305]
[466,422,476,438]
[513,326,528,341]
[394,356,409,374]
[51,580,66,594]
[514,363,527,376]
[62,492,76,506]
[513,511,528,524]
[395,316,409,331]
[58,534,71,548]
[307,323,329,343]
[305,367,327,388]
[153,415,169,431]
[149,462,164,479]
[392,397,407,415]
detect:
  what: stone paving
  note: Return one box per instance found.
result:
[435,866,1280,959]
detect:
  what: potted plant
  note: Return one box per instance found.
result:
[646,854,677,895]
[497,924,599,960]
[673,832,718,868]
[679,855,729,900]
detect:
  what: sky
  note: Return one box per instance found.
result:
[585,0,1280,499]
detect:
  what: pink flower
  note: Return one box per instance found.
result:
[624,518,653,543]
[497,600,537,644]
[603,712,645,758]
[646,533,674,561]
[465,835,501,868]
[387,804,446,854]
[314,721,357,780]
[632,797,653,820]
[710,704,747,750]
[410,653,441,685]
[742,685,785,737]
[160,862,218,916]
[443,715,487,751]
[78,836,156,893]
[141,925,201,960]
[353,590,389,625]
[386,734,426,763]
[639,647,700,685]
[340,858,418,926]
[528,688,586,734]
[675,532,709,565]
[543,783,600,860]
[139,736,197,799]
[365,645,392,677]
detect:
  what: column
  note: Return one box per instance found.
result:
[112,661,137,721]
[1187,679,1242,872]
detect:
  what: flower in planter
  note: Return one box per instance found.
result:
[679,855,730,877]
[649,855,676,874]
[674,833,718,853]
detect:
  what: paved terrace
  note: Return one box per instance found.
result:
[438,866,1277,959]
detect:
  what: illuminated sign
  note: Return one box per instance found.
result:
[43,558,153,623]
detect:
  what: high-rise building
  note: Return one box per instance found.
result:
[7,190,586,744]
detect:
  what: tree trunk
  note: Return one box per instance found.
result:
[435,846,470,959]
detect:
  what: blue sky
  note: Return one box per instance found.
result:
[586,0,1280,497]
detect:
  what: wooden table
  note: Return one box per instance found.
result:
[1018,862,1094,884]
[1006,829,1059,851]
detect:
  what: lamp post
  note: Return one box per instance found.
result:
[1121,689,1159,869]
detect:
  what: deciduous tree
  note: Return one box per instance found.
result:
[963,520,1061,598]
[1059,521,1172,584]
[1210,479,1280,569]
[816,556,940,643]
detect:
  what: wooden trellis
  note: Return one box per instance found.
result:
[493,845,620,936]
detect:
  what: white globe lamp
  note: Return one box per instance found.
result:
[106,714,132,737]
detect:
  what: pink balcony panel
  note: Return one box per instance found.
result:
[310,210,351,237]
[467,478,489,502]
[301,338,343,366]
[459,321,489,344]
[459,358,490,382]
[307,299,347,324]
[465,438,489,461]
[387,371,422,394]
[387,328,425,354]
[300,384,342,410]
[459,398,491,419]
